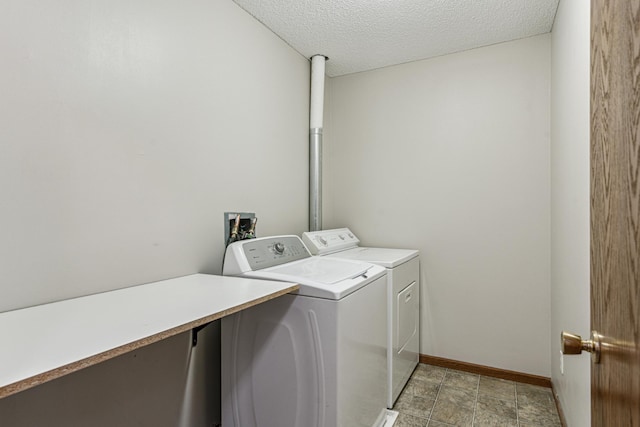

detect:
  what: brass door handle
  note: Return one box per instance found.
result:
[561,331,601,363]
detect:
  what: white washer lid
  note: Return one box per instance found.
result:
[265,257,370,283]
[326,247,419,268]
[241,258,385,300]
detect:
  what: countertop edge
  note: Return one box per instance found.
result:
[0,281,298,399]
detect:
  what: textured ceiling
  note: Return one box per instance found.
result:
[232,0,560,77]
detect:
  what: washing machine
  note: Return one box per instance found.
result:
[303,228,420,408]
[221,235,388,427]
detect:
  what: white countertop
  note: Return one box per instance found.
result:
[0,274,298,399]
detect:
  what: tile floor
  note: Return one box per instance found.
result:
[393,364,562,427]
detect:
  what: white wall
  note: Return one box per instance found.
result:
[550,0,591,425]
[325,35,551,376]
[0,0,309,425]
[0,0,309,313]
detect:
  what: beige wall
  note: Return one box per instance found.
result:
[550,0,591,425]
[0,0,309,313]
[325,34,551,376]
[0,0,309,425]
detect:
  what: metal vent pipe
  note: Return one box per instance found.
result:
[309,55,327,232]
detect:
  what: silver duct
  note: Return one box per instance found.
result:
[309,55,327,232]
[309,127,322,231]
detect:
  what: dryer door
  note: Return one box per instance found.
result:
[397,281,419,351]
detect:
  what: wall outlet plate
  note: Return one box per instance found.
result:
[224,212,256,245]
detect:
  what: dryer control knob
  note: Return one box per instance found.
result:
[316,236,327,246]
[274,242,285,254]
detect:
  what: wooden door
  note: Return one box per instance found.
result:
[591,0,640,425]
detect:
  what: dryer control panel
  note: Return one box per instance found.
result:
[303,228,360,255]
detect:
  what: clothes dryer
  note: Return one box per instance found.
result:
[222,235,388,427]
[303,228,420,408]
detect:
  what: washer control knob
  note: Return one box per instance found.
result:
[274,242,285,254]
[316,236,328,246]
